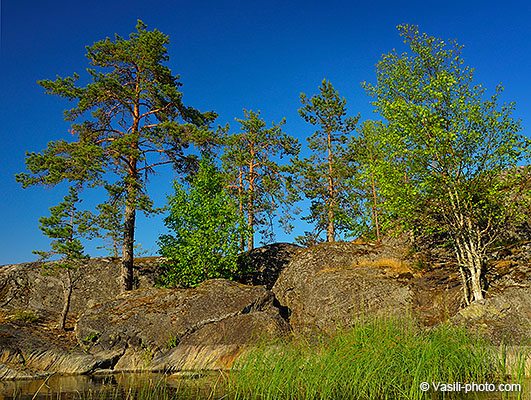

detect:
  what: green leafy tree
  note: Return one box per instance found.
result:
[16,21,217,291]
[33,186,96,330]
[363,25,529,303]
[294,79,360,244]
[158,156,249,287]
[222,110,300,250]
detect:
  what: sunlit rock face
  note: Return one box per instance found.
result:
[273,241,420,335]
[75,279,289,372]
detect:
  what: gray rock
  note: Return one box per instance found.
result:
[272,241,417,334]
[76,279,289,372]
[0,257,161,314]
[237,243,302,289]
[449,286,531,345]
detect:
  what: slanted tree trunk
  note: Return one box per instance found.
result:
[448,187,485,303]
[458,266,470,306]
[59,269,73,330]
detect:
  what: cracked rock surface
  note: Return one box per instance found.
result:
[75,279,289,372]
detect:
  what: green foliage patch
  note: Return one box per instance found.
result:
[158,155,250,287]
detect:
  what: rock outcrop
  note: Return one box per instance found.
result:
[0,257,161,313]
[447,241,531,344]
[449,287,531,345]
[76,279,289,372]
[0,310,110,380]
[237,243,302,289]
[272,241,418,334]
[3,240,531,380]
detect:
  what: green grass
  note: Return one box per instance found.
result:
[227,318,530,400]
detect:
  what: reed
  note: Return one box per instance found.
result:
[227,318,529,400]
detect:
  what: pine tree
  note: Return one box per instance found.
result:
[294,79,360,243]
[16,21,217,291]
[349,120,389,243]
[33,186,96,329]
[222,110,300,250]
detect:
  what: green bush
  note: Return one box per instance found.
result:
[158,156,249,287]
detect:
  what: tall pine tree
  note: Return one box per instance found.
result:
[222,110,300,250]
[16,21,217,291]
[294,79,360,244]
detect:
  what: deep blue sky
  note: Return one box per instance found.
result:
[1,0,529,265]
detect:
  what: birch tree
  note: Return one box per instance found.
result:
[363,25,529,303]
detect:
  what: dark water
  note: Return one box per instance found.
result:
[0,374,526,399]
[0,372,224,400]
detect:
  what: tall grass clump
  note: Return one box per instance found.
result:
[228,318,498,400]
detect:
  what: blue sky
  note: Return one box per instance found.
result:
[1,0,529,265]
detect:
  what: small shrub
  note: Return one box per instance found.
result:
[10,310,40,323]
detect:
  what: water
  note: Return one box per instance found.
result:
[0,372,225,400]
[1,374,527,399]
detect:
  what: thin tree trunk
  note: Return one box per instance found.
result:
[238,168,245,251]
[247,152,255,250]
[469,262,484,301]
[60,269,73,330]
[369,169,381,243]
[455,234,484,302]
[327,129,335,242]
[458,266,470,306]
[247,190,254,250]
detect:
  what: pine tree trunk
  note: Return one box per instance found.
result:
[122,156,138,292]
[60,269,72,330]
[238,171,245,251]
[122,199,136,291]
[247,191,254,251]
